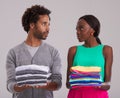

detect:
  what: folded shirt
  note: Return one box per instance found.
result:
[70,73,100,79]
[69,66,102,88]
[16,64,49,73]
[15,64,50,86]
[70,66,101,72]
[17,79,48,86]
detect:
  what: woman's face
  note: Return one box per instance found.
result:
[76,19,94,42]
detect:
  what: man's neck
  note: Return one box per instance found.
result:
[25,34,42,47]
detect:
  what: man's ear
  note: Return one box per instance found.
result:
[30,23,35,29]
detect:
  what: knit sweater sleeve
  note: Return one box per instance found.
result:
[50,48,62,90]
[6,49,17,93]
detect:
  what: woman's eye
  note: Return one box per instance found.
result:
[76,26,84,31]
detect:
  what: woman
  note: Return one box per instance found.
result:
[66,15,113,98]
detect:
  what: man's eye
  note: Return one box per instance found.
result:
[42,23,46,26]
[80,27,84,31]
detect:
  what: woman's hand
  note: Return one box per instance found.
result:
[99,84,110,90]
[96,82,111,90]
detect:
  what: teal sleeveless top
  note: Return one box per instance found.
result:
[73,44,105,82]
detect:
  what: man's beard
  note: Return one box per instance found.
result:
[34,31,47,40]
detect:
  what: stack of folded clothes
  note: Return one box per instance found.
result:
[69,66,102,88]
[15,64,49,86]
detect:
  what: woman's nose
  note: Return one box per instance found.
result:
[76,30,80,35]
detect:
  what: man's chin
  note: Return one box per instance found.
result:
[42,37,47,40]
[37,36,47,40]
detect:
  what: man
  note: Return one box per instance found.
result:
[6,5,62,98]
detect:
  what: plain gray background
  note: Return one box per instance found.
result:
[0,0,119,98]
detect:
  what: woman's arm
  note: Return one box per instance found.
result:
[66,46,76,89]
[100,45,113,90]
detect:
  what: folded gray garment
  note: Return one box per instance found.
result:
[16,73,48,86]
[17,79,47,86]
[16,69,48,76]
[15,64,49,73]
[16,75,48,81]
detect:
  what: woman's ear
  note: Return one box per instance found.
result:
[90,28,95,36]
[90,32,94,36]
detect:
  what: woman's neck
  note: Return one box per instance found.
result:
[84,37,98,47]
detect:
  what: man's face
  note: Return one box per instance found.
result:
[32,15,50,40]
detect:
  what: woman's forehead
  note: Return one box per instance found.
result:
[77,19,90,27]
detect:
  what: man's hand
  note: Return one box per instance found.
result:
[14,84,32,92]
[34,82,58,91]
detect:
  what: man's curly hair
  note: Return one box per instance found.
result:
[22,5,51,33]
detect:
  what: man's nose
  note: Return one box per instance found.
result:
[46,25,50,32]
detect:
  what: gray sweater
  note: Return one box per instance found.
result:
[6,42,62,98]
